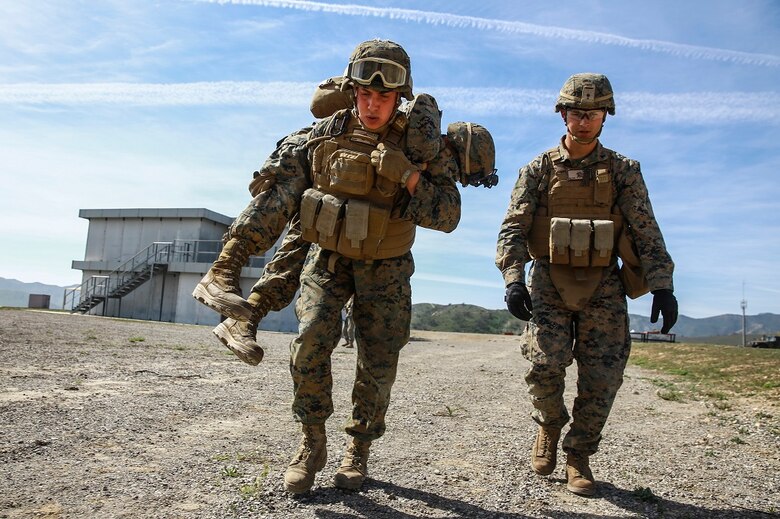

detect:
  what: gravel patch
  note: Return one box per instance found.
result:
[0,309,778,518]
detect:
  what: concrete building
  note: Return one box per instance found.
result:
[67,208,298,332]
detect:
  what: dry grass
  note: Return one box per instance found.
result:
[629,341,780,403]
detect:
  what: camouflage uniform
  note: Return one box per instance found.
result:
[290,111,461,441]
[243,120,497,317]
[497,137,674,455]
[229,129,312,255]
[498,73,677,496]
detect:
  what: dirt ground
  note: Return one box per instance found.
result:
[0,309,778,519]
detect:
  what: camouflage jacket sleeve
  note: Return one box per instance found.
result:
[494,153,546,286]
[612,153,675,291]
[402,143,461,233]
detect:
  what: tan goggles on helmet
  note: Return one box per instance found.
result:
[349,58,407,88]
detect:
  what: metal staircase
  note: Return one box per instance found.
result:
[66,242,173,314]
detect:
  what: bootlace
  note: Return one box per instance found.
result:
[537,430,553,457]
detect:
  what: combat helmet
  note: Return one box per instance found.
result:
[446,122,498,188]
[555,73,615,115]
[344,39,413,100]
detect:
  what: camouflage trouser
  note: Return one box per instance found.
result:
[227,132,310,255]
[249,215,309,312]
[522,259,631,456]
[290,246,414,442]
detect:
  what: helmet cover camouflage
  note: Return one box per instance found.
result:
[555,73,615,115]
[402,93,441,164]
[446,122,498,188]
[345,39,413,100]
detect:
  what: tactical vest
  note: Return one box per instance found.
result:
[299,110,416,261]
[527,146,623,266]
[526,146,648,309]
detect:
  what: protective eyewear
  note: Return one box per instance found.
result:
[348,58,407,89]
[567,109,605,122]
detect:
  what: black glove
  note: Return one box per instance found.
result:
[505,282,533,321]
[650,289,678,334]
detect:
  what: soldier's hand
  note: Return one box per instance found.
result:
[650,289,678,334]
[370,143,415,185]
[505,282,533,321]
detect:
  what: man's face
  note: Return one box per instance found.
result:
[563,108,605,141]
[355,87,398,130]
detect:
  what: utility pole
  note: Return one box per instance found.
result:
[741,282,747,347]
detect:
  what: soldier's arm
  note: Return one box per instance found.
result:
[401,144,461,233]
[495,156,543,285]
[613,157,674,291]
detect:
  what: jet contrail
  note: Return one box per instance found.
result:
[0,82,776,122]
[196,0,780,67]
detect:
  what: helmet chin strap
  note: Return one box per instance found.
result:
[567,119,605,145]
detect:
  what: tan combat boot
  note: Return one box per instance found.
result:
[531,426,561,476]
[213,318,263,365]
[284,424,327,494]
[566,452,596,496]
[192,237,255,321]
[211,293,272,366]
[333,437,371,490]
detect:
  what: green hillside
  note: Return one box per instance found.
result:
[411,303,525,335]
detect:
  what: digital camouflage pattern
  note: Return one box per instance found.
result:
[445,122,497,187]
[346,39,413,100]
[496,138,674,456]
[245,126,480,314]
[404,93,441,164]
[496,139,673,290]
[555,73,615,115]
[281,122,457,438]
[289,109,460,440]
[230,129,311,253]
[248,215,308,313]
[290,247,412,441]
[522,258,630,455]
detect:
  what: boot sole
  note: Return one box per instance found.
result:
[213,322,263,366]
[192,283,255,321]
[566,482,596,496]
[284,454,327,494]
[333,472,366,490]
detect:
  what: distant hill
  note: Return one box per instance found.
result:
[0,277,70,310]
[411,303,780,339]
[3,277,778,339]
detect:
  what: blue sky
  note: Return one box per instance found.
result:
[1,0,778,319]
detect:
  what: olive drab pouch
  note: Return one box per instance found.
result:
[550,264,604,311]
[337,199,370,258]
[300,188,326,243]
[527,216,551,259]
[315,194,345,250]
[312,140,339,189]
[569,219,592,267]
[549,217,571,264]
[591,219,614,267]
[337,202,391,259]
[375,217,415,259]
[327,148,375,196]
[617,224,650,299]
[594,168,611,206]
[310,76,352,119]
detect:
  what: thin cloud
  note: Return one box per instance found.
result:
[2,81,777,123]
[0,81,314,106]
[196,0,780,67]
[414,272,504,289]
